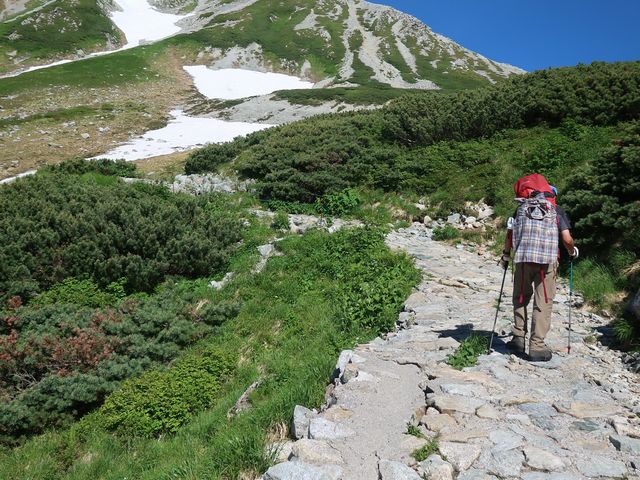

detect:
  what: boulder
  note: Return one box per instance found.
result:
[438,442,481,472]
[378,460,422,480]
[291,439,344,465]
[447,213,461,225]
[576,456,627,478]
[523,446,565,472]
[428,394,486,414]
[308,418,355,440]
[291,405,315,439]
[418,454,454,480]
[263,462,342,480]
[609,434,640,454]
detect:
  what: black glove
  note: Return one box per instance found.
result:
[498,251,510,270]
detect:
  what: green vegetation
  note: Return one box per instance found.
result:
[406,423,426,439]
[0,222,419,477]
[0,0,119,73]
[446,334,488,370]
[186,62,639,206]
[274,85,432,106]
[412,439,440,462]
[433,225,459,241]
[0,168,242,302]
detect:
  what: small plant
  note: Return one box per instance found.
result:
[447,334,488,370]
[433,225,459,241]
[412,439,439,462]
[406,423,425,439]
[271,211,290,231]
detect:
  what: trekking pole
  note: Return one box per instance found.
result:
[567,259,573,354]
[488,266,508,354]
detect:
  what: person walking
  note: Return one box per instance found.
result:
[499,175,579,361]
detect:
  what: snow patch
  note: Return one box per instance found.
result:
[110,0,186,48]
[0,170,37,185]
[183,66,315,100]
[95,110,272,161]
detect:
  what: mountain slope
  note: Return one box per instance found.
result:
[0,0,525,181]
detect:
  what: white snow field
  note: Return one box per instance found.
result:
[97,110,272,161]
[3,0,187,78]
[97,69,316,161]
[111,0,186,49]
[183,66,314,99]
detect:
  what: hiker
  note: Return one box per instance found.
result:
[499,174,579,361]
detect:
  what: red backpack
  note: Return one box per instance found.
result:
[514,173,556,207]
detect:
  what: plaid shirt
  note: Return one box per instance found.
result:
[513,197,559,264]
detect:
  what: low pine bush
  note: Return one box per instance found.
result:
[96,346,236,437]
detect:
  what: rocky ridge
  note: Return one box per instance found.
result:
[262,222,640,480]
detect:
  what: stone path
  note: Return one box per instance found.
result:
[263,222,640,480]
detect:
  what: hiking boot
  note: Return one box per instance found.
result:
[528,347,553,362]
[506,336,525,353]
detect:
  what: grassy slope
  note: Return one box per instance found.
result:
[0,0,120,74]
[0,176,419,478]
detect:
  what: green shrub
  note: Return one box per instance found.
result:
[447,334,488,370]
[42,158,137,177]
[433,225,459,241]
[315,189,361,216]
[31,278,126,308]
[97,346,236,437]
[0,285,241,441]
[0,174,242,302]
[564,121,640,257]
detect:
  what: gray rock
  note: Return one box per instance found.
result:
[457,469,498,480]
[447,213,461,225]
[428,394,486,414]
[523,446,565,472]
[482,449,524,478]
[576,456,627,478]
[418,454,454,480]
[476,404,500,420]
[257,243,275,257]
[308,418,355,440]
[333,350,354,380]
[532,417,558,431]
[291,405,315,439]
[519,402,558,417]
[438,442,481,472]
[522,474,583,480]
[465,216,477,225]
[340,363,359,384]
[489,429,524,452]
[263,461,342,480]
[570,420,601,432]
[421,413,457,432]
[291,439,343,465]
[440,383,488,397]
[609,434,640,454]
[378,460,422,479]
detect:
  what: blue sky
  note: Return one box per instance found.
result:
[376,1,640,72]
